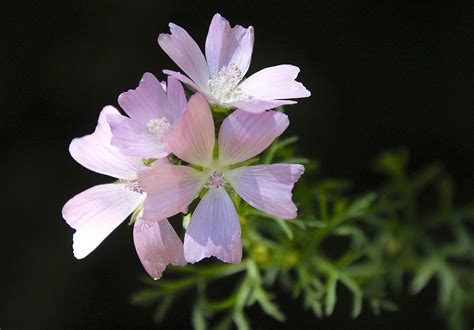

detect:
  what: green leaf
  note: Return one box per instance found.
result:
[344,193,376,219]
[192,302,207,330]
[325,274,338,316]
[233,311,250,330]
[411,259,438,294]
[153,296,176,323]
[339,274,363,318]
[263,136,298,164]
[128,203,144,225]
[254,288,285,321]
[275,219,293,240]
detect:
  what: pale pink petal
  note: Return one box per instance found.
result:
[118,72,172,125]
[163,70,221,104]
[205,13,254,77]
[158,23,210,91]
[107,114,168,159]
[139,165,206,220]
[218,109,289,166]
[184,187,242,264]
[62,183,145,259]
[163,70,200,91]
[238,65,310,104]
[226,164,305,219]
[69,106,143,180]
[227,99,296,114]
[133,213,186,280]
[166,93,215,167]
[165,76,187,123]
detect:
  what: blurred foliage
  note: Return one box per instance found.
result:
[131,141,474,329]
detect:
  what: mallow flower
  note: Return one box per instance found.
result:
[62,106,185,279]
[139,93,304,264]
[158,13,310,114]
[107,73,187,159]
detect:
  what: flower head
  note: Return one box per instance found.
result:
[158,13,310,113]
[139,94,304,264]
[107,73,187,159]
[62,106,185,279]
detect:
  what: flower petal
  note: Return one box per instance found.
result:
[107,114,168,159]
[62,183,145,259]
[205,13,254,77]
[227,99,296,114]
[163,70,200,91]
[218,109,289,166]
[166,93,215,167]
[184,187,242,264]
[133,213,186,280]
[158,23,210,91]
[165,76,187,124]
[226,164,304,219]
[139,165,206,220]
[69,106,143,180]
[118,72,176,126]
[238,65,310,105]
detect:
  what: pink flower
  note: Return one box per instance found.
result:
[139,94,304,264]
[158,13,310,114]
[107,73,187,159]
[62,106,185,279]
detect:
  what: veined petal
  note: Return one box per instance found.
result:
[139,165,206,220]
[227,99,296,114]
[165,76,187,124]
[163,70,200,91]
[69,106,143,180]
[226,164,304,219]
[205,13,254,77]
[62,183,145,259]
[184,187,242,264]
[133,213,186,280]
[166,93,215,167]
[158,23,210,91]
[218,109,289,166]
[107,114,168,159]
[239,65,310,103]
[118,72,171,125]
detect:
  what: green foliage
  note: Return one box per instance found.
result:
[131,145,474,329]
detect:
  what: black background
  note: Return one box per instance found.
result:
[1,0,472,328]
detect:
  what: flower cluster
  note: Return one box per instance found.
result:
[62,13,310,279]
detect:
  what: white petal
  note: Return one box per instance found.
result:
[69,106,143,180]
[205,13,254,77]
[107,114,168,159]
[118,72,171,126]
[62,183,145,259]
[158,23,210,91]
[227,99,296,114]
[239,65,310,101]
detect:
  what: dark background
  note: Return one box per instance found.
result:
[1,0,472,328]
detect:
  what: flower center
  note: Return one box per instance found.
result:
[207,63,249,103]
[146,117,170,142]
[207,171,225,188]
[121,180,144,194]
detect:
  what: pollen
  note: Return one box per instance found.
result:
[120,180,144,194]
[207,63,249,103]
[207,171,225,188]
[146,117,170,141]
